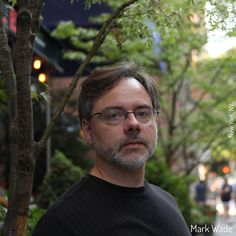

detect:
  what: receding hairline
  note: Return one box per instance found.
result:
[78,61,160,123]
[92,76,155,106]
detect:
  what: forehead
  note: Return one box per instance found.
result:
[92,77,152,112]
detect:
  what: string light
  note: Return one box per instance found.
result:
[38,73,47,83]
[33,59,42,70]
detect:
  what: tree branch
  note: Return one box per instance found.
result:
[175,62,225,129]
[170,86,236,155]
[36,0,139,156]
[164,54,191,164]
[0,0,18,208]
[29,0,44,34]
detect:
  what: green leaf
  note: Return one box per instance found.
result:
[40,92,51,103]
[84,0,102,9]
[51,21,77,39]
[63,51,87,61]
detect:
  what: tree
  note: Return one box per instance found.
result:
[149,1,236,173]
[0,1,44,235]
[53,0,236,174]
[1,0,236,235]
[0,0,139,235]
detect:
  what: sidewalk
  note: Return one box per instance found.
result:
[213,201,236,236]
[213,215,236,236]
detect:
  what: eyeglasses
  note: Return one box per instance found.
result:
[90,107,159,125]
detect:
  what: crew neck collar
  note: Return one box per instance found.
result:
[87,174,147,194]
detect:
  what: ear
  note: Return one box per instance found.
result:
[155,117,158,133]
[81,119,93,145]
[155,116,158,126]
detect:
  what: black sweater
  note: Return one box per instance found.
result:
[33,174,191,236]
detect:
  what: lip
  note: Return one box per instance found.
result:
[122,142,145,148]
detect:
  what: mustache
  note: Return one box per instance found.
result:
[118,136,148,150]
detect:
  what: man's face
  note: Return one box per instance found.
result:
[82,77,158,170]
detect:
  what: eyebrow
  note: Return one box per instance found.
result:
[102,105,152,110]
[103,106,123,110]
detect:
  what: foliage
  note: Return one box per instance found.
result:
[52,112,92,170]
[0,206,7,234]
[191,203,217,225]
[26,207,44,236]
[37,150,83,209]
[32,95,91,193]
[52,0,236,173]
[0,206,44,236]
[179,55,236,162]
[145,159,194,225]
[206,0,236,34]
[50,90,92,170]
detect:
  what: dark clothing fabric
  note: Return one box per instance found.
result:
[195,182,207,202]
[221,183,232,202]
[33,174,191,236]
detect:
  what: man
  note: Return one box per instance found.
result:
[33,61,191,236]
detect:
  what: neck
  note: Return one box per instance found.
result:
[90,158,145,188]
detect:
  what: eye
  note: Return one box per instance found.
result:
[136,109,149,117]
[103,109,123,121]
[135,108,152,120]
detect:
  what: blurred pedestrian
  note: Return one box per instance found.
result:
[195,180,207,206]
[220,177,232,218]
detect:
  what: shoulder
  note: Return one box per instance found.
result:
[146,182,179,208]
[34,175,93,233]
[145,181,190,232]
[33,212,74,236]
[147,182,174,199]
[47,175,94,214]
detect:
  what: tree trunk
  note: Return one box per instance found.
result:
[0,0,19,219]
[0,2,18,235]
[2,1,44,235]
[3,8,34,236]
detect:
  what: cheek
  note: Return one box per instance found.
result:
[145,123,157,138]
[92,126,120,146]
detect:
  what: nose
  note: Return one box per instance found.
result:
[123,112,141,134]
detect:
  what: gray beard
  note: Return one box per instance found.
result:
[92,135,156,170]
